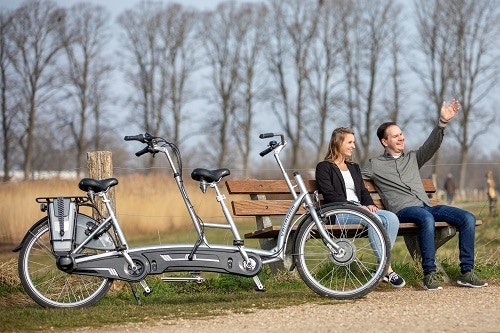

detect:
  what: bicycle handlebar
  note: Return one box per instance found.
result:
[259,133,285,157]
[124,133,160,157]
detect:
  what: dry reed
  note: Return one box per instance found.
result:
[0,174,236,246]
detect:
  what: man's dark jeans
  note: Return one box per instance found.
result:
[396,204,476,275]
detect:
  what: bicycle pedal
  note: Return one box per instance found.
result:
[139,279,151,295]
[252,275,265,292]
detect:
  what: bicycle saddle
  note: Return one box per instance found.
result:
[78,178,119,193]
[191,168,230,183]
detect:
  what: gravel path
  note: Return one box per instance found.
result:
[74,284,499,333]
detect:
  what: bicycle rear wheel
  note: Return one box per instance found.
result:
[18,218,113,308]
[293,204,390,299]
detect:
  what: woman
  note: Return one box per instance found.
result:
[315,127,405,288]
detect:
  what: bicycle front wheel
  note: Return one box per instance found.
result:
[294,204,390,299]
[18,219,113,308]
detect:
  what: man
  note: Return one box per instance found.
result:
[362,99,487,290]
[443,173,456,204]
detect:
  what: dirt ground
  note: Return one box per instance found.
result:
[72,284,499,333]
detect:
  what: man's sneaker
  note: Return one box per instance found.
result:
[423,272,443,290]
[383,271,406,288]
[457,271,488,288]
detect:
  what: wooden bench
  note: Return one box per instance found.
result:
[225,178,482,276]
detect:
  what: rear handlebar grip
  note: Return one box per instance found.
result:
[259,133,274,139]
[124,134,146,142]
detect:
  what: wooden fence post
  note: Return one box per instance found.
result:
[87,151,116,219]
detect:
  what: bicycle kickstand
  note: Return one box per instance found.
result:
[128,282,142,305]
[128,279,152,305]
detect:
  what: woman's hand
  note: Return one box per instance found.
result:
[362,205,379,212]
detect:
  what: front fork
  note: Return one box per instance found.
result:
[295,174,345,256]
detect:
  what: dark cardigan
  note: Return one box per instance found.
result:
[315,160,375,205]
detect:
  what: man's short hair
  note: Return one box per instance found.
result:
[377,122,397,141]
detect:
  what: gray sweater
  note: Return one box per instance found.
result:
[361,126,445,213]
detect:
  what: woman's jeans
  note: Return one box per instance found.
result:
[396,204,476,275]
[370,210,399,262]
[340,208,399,263]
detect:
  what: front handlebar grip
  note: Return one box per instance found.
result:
[259,146,274,157]
[135,146,150,157]
[259,133,274,139]
[124,134,146,143]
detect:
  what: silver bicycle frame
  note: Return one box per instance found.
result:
[71,138,342,272]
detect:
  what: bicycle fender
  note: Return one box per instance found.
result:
[12,214,115,253]
[12,216,48,252]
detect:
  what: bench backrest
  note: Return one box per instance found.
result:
[225,178,438,216]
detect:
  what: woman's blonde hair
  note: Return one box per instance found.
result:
[324,127,355,163]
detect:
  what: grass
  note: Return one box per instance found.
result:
[0,177,498,332]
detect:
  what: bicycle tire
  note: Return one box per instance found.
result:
[18,218,114,308]
[293,204,390,299]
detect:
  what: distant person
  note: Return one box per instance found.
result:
[444,173,456,204]
[362,99,487,290]
[486,171,497,217]
[316,127,405,288]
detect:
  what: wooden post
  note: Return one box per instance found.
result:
[87,151,115,219]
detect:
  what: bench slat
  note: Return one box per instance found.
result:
[226,179,437,195]
[232,199,303,216]
[226,179,318,194]
[232,198,440,216]
[243,220,483,239]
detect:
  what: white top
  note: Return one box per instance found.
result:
[340,169,359,203]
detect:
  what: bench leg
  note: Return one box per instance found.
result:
[258,238,284,272]
[403,226,457,283]
[255,212,286,273]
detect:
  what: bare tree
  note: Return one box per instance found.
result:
[303,0,344,163]
[413,0,457,182]
[233,3,269,177]
[339,0,402,166]
[265,0,319,169]
[61,3,112,178]
[413,0,499,191]
[337,0,362,148]
[118,2,197,171]
[159,4,198,145]
[198,2,245,168]
[118,1,165,141]
[448,0,499,191]
[8,0,65,180]
[383,3,408,127]
[0,9,15,181]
